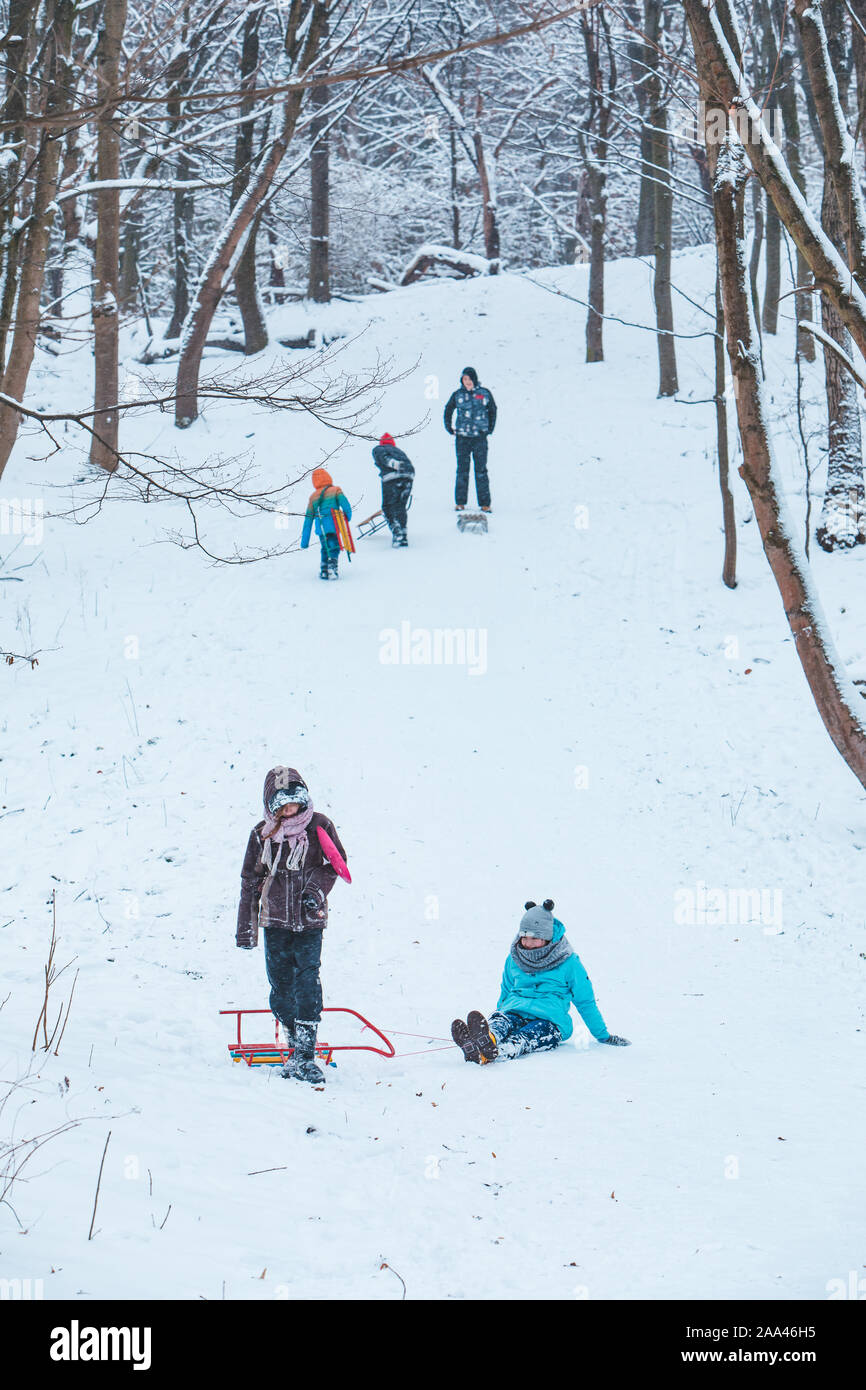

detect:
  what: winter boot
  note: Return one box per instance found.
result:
[451,1017,483,1063]
[286,1020,325,1084]
[278,1021,296,1076]
[467,1010,498,1063]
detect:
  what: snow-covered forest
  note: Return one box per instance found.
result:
[2,0,866,1334]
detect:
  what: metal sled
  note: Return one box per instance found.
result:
[220,1007,395,1067]
[457,511,488,534]
[356,496,412,540]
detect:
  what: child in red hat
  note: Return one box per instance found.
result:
[371,433,414,547]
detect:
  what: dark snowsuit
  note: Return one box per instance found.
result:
[236,766,347,1029]
[372,443,414,544]
[443,369,497,509]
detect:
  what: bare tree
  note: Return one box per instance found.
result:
[643,0,678,395]
[578,7,616,362]
[90,0,129,473]
[231,1,268,354]
[308,16,331,303]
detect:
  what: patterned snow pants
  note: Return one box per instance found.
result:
[489,1010,563,1060]
[455,434,490,508]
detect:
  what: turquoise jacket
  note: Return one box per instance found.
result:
[300,485,352,549]
[497,919,609,1041]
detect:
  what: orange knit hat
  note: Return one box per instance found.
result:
[311,467,333,489]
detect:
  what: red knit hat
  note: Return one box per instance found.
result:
[311,467,333,489]
[379,432,395,447]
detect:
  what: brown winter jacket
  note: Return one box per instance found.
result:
[236,767,348,947]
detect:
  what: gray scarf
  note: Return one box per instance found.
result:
[510,933,574,975]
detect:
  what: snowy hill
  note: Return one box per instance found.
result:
[2,248,865,1301]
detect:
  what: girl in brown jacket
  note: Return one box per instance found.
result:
[236,766,348,1084]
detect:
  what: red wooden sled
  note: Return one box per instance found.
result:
[220,1006,395,1068]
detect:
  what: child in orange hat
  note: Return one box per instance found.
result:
[300,467,353,579]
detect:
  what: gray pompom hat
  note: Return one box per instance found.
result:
[519,899,555,941]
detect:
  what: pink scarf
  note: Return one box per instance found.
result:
[261,803,315,871]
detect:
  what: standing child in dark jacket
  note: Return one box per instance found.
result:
[443,366,497,513]
[451,899,630,1063]
[371,432,414,546]
[300,467,352,580]
[236,766,348,1084]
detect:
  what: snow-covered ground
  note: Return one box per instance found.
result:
[2,247,865,1301]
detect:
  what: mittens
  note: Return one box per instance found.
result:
[601,1034,631,1046]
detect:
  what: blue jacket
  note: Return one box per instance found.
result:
[497,919,609,1042]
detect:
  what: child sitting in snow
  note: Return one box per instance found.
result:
[451,899,630,1063]
[300,467,352,580]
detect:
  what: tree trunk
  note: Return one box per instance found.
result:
[851,0,866,168]
[449,126,461,248]
[748,180,764,341]
[307,32,331,304]
[0,1,76,482]
[635,123,656,255]
[232,4,267,354]
[165,40,193,340]
[762,199,781,333]
[776,14,814,359]
[624,0,655,256]
[166,170,194,339]
[89,0,128,474]
[645,0,678,395]
[119,205,141,313]
[714,270,737,587]
[817,162,865,548]
[0,0,40,375]
[580,10,614,363]
[474,124,500,267]
[234,215,267,353]
[267,224,287,303]
[585,159,606,362]
[689,0,866,791]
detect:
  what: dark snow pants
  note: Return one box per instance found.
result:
[455,434,490,508]
[319,531,339,578]
[264,927,323,1027]
[489,1011,563,1060]
[382,477,412,542]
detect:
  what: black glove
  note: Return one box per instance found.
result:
[446,426,454,435]
[601,1034,630,1046]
